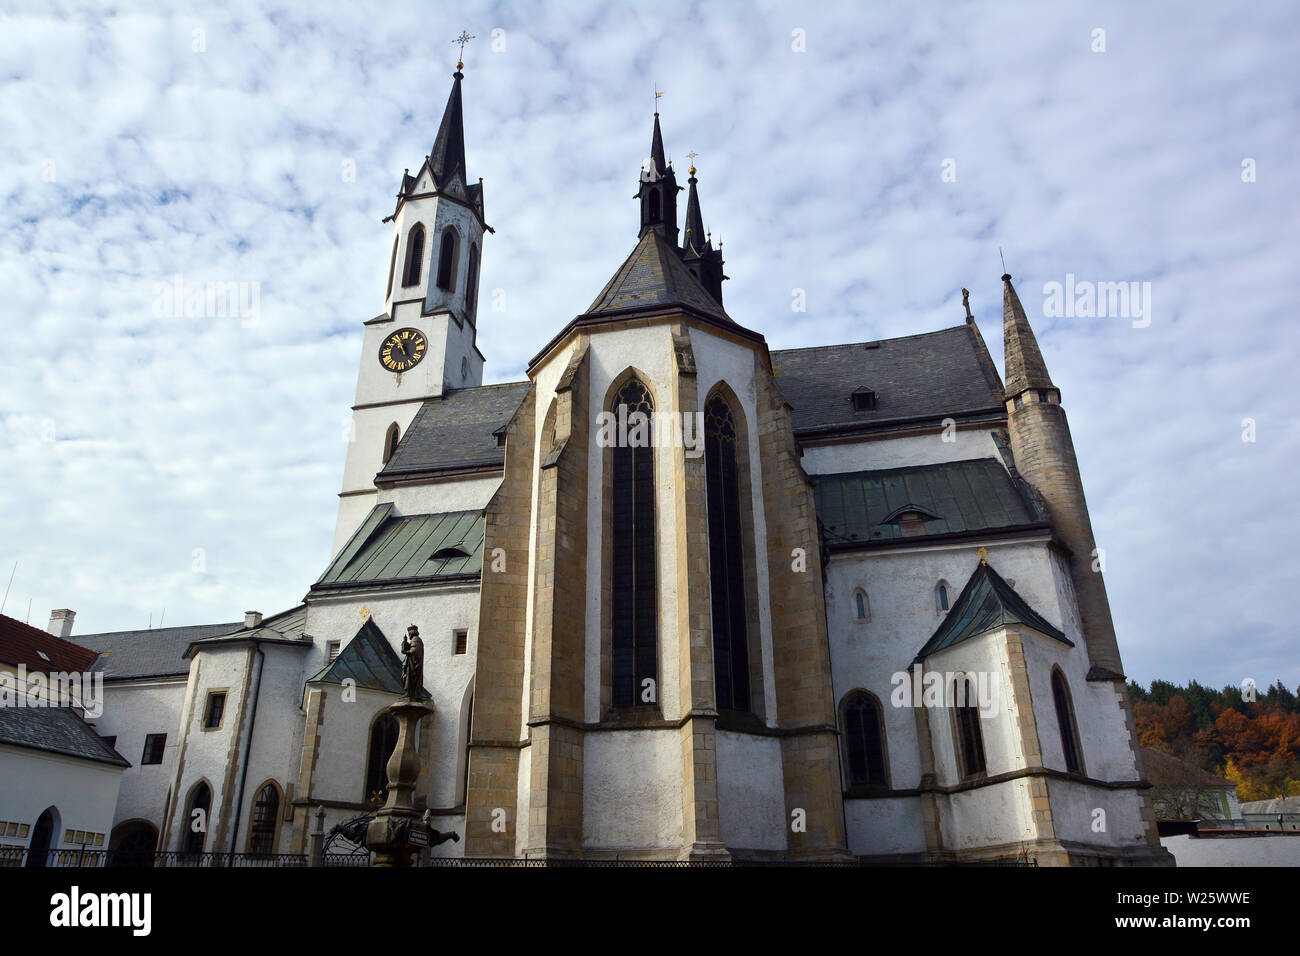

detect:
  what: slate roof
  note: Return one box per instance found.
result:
[0,614,99,673]
[0,706,130,768]
[377,381,529,480]
[815,458,1046,546]
[1240,797,1300,814]
[314,504,484,592]
[378,325,1005,479]
[307,617,404,694]
[582,229,731,323]
[772,326,1004,436]
[73,621,242,680]
[1141,748,1236,791]
[184,606,310,658]
[914,560,1071,663]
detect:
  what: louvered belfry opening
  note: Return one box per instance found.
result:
[704,394,750,713]
[611,379,657,709]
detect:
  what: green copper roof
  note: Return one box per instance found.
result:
[314,504,484,591]
[913,561,1072,663]
[815,458,1045,544]
[307,617,403,694]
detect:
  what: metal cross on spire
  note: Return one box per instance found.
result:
[454,30,475,68]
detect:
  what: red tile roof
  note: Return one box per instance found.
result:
[0,614,99,673]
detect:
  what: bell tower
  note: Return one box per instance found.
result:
[332,56,492,556]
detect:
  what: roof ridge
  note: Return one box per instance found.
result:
[772,325,971,356]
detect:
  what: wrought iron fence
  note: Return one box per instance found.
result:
[0,846,1033,868]
[2,847,313,868]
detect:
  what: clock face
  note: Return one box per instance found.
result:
[379,328,427,373]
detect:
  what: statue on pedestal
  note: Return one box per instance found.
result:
[401,624,426,700]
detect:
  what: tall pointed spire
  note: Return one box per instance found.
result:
[683,165,707,257]
[650,112,667,177]
[429,66,467,186]
[679,159,726,307]
[1001,274,1055,397]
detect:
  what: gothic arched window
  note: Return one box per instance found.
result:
[436,227,458,292]
[383,423,400,465]
[842,692,889,788]
[854,589,870,621]
[246,782,280,856]
[1052,669,1083,774]
[705,393,750,713]
[952,675,986,778]
[182,781,211,855]
[610,378,657,709]
[935,580,950,613]
[465,243,480,317]
[402,224,425,287]
[364,713,399,805]
[648,189,661,222]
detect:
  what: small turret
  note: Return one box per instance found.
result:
[1001,273,1123,679]
[636,113,680,244]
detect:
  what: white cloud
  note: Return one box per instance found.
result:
[0,0,1296,690]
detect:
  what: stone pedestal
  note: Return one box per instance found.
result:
[365,698,434,867]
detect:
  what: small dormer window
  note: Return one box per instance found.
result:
[898,511,926,536]
[851,388,877,411]
[431,546,470,561]
[494,429,506,448]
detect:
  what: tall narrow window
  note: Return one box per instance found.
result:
[842,692,888,788]
[611,379,656,709]
[436,228,457,291]
[364,713,399,805]
[202,691,226,730]
[1052,670,1083,774]
[854,589,870,621]
[247,782,280,856]
[402,224,425,287]
[953,675,986,778]
[465,243,480,317]
[386,235,399,296]
[383,423,400,465]
[936,581,950,613]
[183,782,211,855]
[705,394,750,713]
[648,189,661,222]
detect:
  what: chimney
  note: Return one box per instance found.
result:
[244,611,263,629]
[47,609,75,639]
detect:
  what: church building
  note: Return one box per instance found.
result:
[64,62,1171,865]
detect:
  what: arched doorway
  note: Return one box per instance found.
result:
[25,806,60,868]
[109,820,158,867]
[182,782,212,855]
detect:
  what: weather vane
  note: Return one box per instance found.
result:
[454,30,475,68]
[654,84,664,113]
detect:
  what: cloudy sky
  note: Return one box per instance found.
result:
[1,0,1296,690]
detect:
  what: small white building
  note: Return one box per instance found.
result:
[0,613,128,865]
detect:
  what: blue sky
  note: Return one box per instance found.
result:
[1,0,1296,689]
